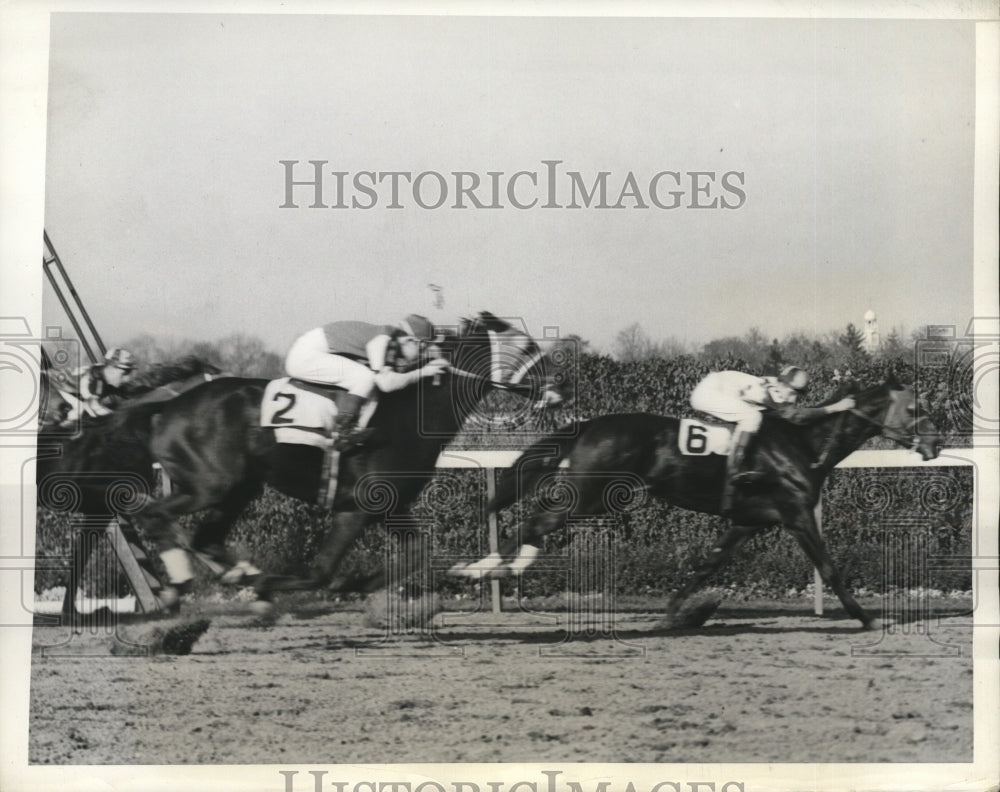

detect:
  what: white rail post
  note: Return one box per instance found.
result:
[814,498,824,615]
[485,468,502,614]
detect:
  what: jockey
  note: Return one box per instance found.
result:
[690,365,855,512]
[61,347,136,424]
[284,314,450,451]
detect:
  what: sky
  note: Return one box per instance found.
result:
[40,13,976,356]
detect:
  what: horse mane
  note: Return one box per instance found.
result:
[122,356,223,396]
[460,311,513,337]
[812,377,895,408]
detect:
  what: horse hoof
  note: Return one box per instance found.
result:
[506,559,535,575]
[861,616,882,632]
[451,553,505,578]
[157,587,181,610]
[657,594,721,630]
[221,560,263,586]
[249,599,275,618]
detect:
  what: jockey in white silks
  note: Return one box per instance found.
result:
[59,346,136,425]
[690,365,855,513]
[284,314,450,451]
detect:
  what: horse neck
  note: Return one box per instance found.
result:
[383,376,491,463]
[806,398,884,476]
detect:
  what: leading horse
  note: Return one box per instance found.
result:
[453,375,939,629]
[130,313,566,608]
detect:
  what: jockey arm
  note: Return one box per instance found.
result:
[770,400,853,425]
[74,366,115,417]
[367,335,450,392]
[739,378,855,425]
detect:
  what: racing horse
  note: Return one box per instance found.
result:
[35,357,222,619]
[452,375,939,629]
[129,313,566,607]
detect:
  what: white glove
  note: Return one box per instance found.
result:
[828,396,856,413]
[420,358,451,378]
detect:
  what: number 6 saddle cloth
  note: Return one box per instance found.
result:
[260,377,376,448]
[678,418,733,457]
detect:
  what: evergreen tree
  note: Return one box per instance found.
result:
[839,323,866,355]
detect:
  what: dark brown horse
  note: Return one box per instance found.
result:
[452,376,939,629]
[126,313,566,609]
[35,358,222,618]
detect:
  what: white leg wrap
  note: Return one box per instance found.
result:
[452,552,504,577]
[160,548,194,585]
[507,544,539,574]
[220,560,263,585]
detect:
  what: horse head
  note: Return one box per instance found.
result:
[441,312,570,407]
[857,374,940,460]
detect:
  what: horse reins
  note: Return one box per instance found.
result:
[811,405,921,469]
[445,365,536,394]
[846,406,923,450]
[434,329,546,395]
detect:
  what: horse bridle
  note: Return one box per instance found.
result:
[847,406,924,451]
[438,328,546,396]
[811,402,923,469]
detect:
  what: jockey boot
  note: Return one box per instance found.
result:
[721,429,763,514]
[332,393,375,452]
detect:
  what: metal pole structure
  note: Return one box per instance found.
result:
[813,498,824,615]
[106,519,162,614]
[43,230,107,363]
[485,468,502,614]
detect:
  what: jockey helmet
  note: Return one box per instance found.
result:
[399,314,435,341]
[778,365,809,391]
[104,347,136,372]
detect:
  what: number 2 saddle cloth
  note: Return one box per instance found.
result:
[260,377,376,448]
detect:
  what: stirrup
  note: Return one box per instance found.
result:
[730,470,766,486]
[333,426,375,452]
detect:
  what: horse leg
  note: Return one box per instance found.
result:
[784,507,873,628]
[189,480,263,584]
[449,504,569,578]
[505,473,619,575]
[665,524,761,621]
[133,488,231,599]
[255,511,371,600]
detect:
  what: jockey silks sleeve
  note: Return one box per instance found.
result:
[769,402,834,425]
[321,321,396,359]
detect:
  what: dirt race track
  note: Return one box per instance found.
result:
[30,598,973,765]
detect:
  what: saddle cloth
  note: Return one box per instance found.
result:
[260,377,377,449]
[678,418,733,456]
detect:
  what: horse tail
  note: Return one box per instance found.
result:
[487,422,587,513]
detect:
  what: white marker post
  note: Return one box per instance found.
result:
[485,469,502,614]
[814,499,824,616]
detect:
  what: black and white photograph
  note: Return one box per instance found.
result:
[0,2,997,791]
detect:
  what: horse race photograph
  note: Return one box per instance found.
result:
[0,4,997,792]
